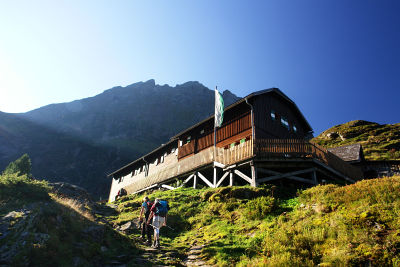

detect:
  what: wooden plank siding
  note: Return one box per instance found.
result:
[252,93,309,139]
[178,112,252,160]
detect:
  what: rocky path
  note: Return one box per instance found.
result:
[113,222,211,266]
[102,203,213,266]
[182,244,212,267]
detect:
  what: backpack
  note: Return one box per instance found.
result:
[155,200,169,217]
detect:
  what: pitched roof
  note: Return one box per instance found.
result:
[328,143,364,163]
[171,88,313,139]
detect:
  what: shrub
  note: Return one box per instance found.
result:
[2,153,32,177]
[0,173,50,204]
[244,196,275,220]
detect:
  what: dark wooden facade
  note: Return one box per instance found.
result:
[176,88,312,160]
[252,91,311,139]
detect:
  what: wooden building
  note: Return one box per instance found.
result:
[108,88,363,202]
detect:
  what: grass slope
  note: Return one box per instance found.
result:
[312,120,400,160]
[0,173,138,266]
[110,177,400,266]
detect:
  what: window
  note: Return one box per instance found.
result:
[293,125,297,133]
[281,117,289,129]
[186,136,191,144]
[200,129,204,135]
[271,110,276,121]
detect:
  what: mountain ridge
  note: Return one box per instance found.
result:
[0,80,241,198]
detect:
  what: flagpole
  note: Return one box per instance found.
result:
[214,86,217,164]
[214,86,217,149]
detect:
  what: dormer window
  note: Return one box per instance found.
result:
[281,117,289,129]
[271,110,276,121]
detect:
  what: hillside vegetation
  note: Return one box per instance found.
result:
[110,176,400,266]
[312,120,400,160]
[3,155,400,266]
[0,156,139,266]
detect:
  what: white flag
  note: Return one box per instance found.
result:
[214,88,224,127]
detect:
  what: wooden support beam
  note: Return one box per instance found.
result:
[223,164,237,171]
[312,159,355,183]
[134,184,158,194]
[234,169,253,184]
[257,168,316,183]
[216,171,230,188]
[257,167,317,185]
[161,184,176,190]
[213,161,225,169]
[312,170,318,185]
[238,160,253,167]
[213,167,217,187]
[183,173,195,185]
[193,173,197,189]
[286,176,316,185]
[229,171,234,186]
[197,171,215,188]
[250,163,258,187]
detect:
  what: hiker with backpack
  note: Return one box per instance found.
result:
[139,196,153,245]
[147,198,169,248]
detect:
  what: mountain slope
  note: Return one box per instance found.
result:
[312,120,400,160]
[0,112,125,197]
[20,79,239,157]
[0,80,240,198]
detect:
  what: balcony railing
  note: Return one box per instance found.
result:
[125,139,362,194]
[254,139,363,180]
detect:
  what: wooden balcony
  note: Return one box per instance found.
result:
[125,139,362,194]
[254,139,363,180]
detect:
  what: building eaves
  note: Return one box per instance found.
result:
[107,138,177,177]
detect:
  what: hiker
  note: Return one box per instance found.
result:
[139,196,153,244]
[115,188,127,200]
[147,198,169,248]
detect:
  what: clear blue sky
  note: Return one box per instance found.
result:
[0,0,399,135]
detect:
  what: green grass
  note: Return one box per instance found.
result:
[3,166,400,266]
[110,177,400,266]
[0,173,139,266]
[312,120,400,160]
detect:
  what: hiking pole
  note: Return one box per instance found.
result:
[148,223,175,231]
